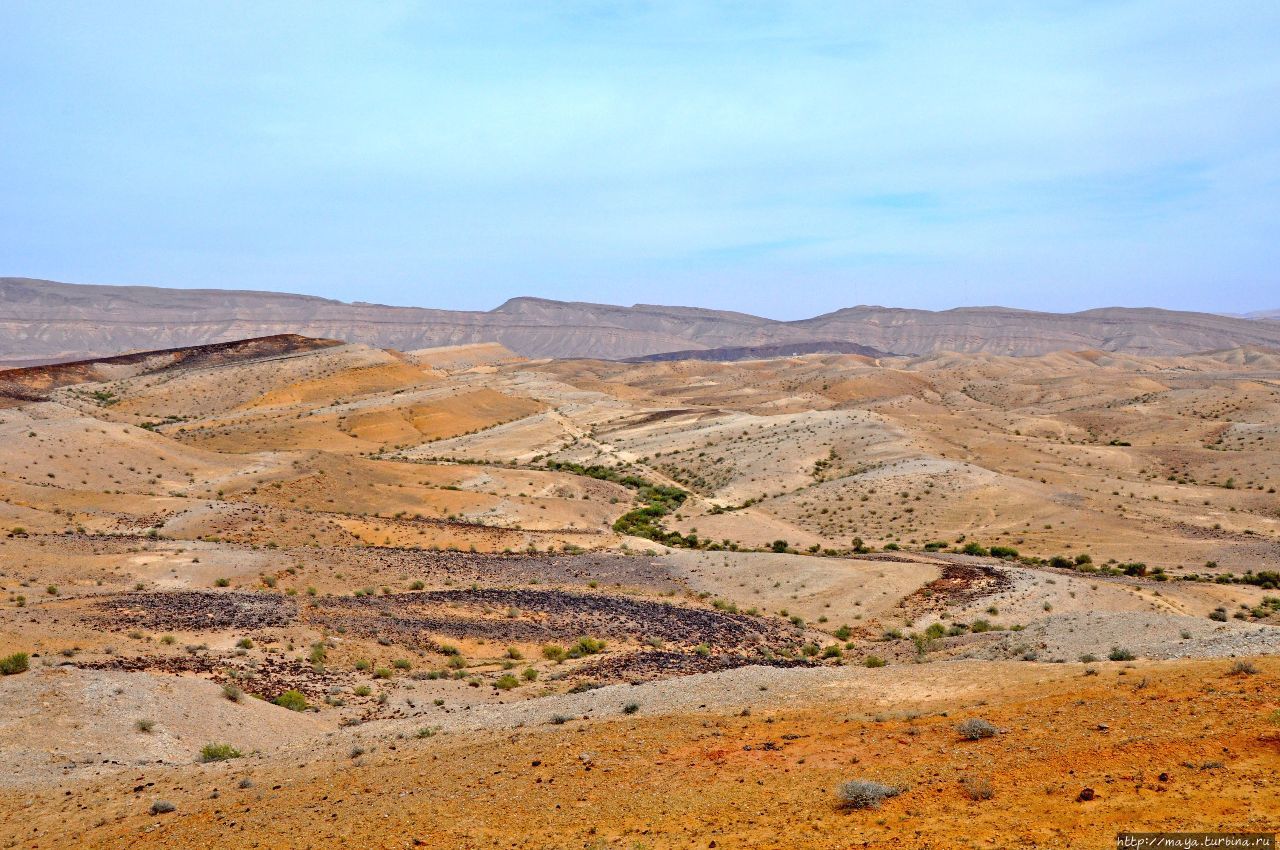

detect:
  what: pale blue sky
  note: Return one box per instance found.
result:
[2,1,1278,317]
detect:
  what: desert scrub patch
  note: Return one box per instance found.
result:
[1229,660,1259,676]
[273,689,308,711]
[863,655,886,668]
[1108,647,1135,661]
[957,718,998,740]
[200,743,242,762]
[135,718,156,733]
[0,652,30,675]
[494,673,520,690]
[960,776,995,801]
[836,779,901,809]
[221,683,244,702]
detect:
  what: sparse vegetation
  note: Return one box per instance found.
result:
[957,718,998,740]
[200,743,242,762]
[0,652,30,675]
[836,779,901,809]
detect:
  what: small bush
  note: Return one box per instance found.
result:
[200,743,242,762]
[521,667,538,681]
[135,718,156,733]
[570,636,606,657]
[353,685,372,697]
[542,644,567,662]
[236,637,253,649]
[214,578,230,587]
[1079,653,1099,663]
[494,673,519,690]
[374,667,393,678]
[0,652,30,675]
[1108,647,1135,662]
[957,718,998,740]
[273,689,308,711]
[960,777,994,801]
[836,779,901,809]
[863,655,886,668]
[623,702,640,714]
[1229,660,1259,676]
[392,658,412,670]
[221,683,244,702]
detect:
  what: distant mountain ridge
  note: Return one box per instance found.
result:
[4,277,1280,364]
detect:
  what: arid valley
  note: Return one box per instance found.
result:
[0,313,1277,848]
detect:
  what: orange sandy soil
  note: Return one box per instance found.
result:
[4,658,1276,849]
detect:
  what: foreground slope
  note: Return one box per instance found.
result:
[0,334,1276,848]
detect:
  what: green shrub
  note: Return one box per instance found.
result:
[0,652,30,675]
[1108,647,1135,661]
[863,655,886,668]
[273,689,307,711]
[199,743,242,762]
[569,637,605,657]
[494,673,519,690]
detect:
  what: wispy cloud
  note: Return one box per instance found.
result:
[1,1,1277,316]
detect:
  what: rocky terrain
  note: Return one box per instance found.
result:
[0,332,1276,848]
[6,277,1280,364]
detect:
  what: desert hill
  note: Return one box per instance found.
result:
[6,277,1280,364]
[0,332,1276,848]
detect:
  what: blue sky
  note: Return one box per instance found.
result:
[1,1,1278,318]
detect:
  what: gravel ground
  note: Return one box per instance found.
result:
[359,659,1070,741]
[968,611,1280,662]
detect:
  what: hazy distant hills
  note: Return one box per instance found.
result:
[4,276,1280,364]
